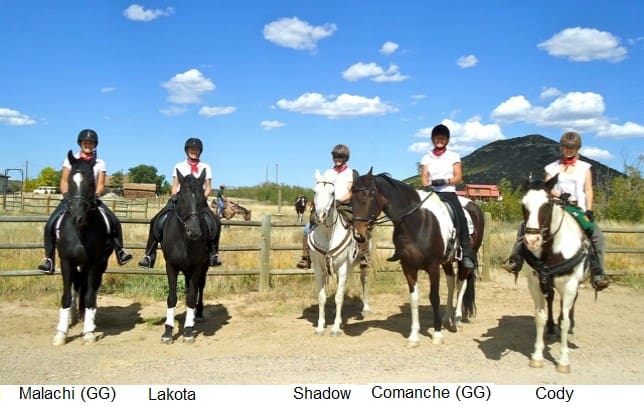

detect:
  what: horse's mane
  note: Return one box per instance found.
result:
[373,172,419,201]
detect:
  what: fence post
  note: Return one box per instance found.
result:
[259,214,271,292]
[481,211,492,281]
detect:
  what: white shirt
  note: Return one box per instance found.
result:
[173,160,212,191]
[544,159,591,211]
[421,149,460,193]
[63,152,106,180]
[323,165,353,202]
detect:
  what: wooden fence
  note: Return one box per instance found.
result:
[1,214,642,292]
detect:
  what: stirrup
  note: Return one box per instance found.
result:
[209,253,222,267]
[138,255,154,269]
[38,258,55,275]
[591,274,609,291]
[116,250,133,266]
[296,257,310,269]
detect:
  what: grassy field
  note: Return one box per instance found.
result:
[1,198,641,305]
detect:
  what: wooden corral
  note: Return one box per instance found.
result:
[123,183,157,198]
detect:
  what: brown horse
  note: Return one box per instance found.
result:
[295,195,308,224]
[351,168,484,347]
[211,198,251,221]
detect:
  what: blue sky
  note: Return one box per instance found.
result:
[1,1,642,189]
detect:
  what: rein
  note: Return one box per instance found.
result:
[352,184,434,226]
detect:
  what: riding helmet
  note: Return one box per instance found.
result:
[184,138,203,155]
[560,131,582,149]
[77,129,99,146]
[431,124,450,144]
[331,144,350,161]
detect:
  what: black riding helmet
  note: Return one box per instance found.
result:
[184,138,203,155]
[77,129,99,146]
[431,124,450,145]
[331,144,350,161]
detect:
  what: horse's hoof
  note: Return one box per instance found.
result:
[406,340,420,349]
[82,332,98,344]
[314,329,325,336]
[161,336,174,344]
[52,332,67,346]
[431,332,445,345]
[183,336,196,344]
[195,315,205,323]
[556,364,571,374]
[329,330,342,337]
[529,359,545,368]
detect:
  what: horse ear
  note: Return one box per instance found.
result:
[352,169,360,182]
[545,173,559,191]
[367,166,373,176]
[198,169,206,183]
[67,150,76,165]
[520,177,531,192]
[176,168,184,184]
[315,169,322,182]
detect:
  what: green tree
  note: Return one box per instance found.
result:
[36,167,61,188]
[128,164,166,192]
[604,161,643,222]
[110,171,125,188]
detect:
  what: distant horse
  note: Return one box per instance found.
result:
[295,195,308,224]
[212,198,252,221]
[53,150,113,345]
[161,170,212,343]
[310,170,370,336]
[520,174,588,373]
[350,169,484,347]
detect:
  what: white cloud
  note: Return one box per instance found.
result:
[412,118,505,155]
[199,106,236,117]
[540,87,561,99]
[581,146,613,160]
[100,87,116,93]
[0,107,37,126]
[261,120,285,130]
[342,62,409,82]
[411,94,426,100]
[597,121,644,139]
[159,106,187,116]
[162,69,215,104]
[538,27,627,62]
[263,17,336,51]
[491,96,533,122]
[380,41,399,56]
[123,4,174,22]
[456,54,478,68]
[408,141,431,154]
[276,92,398,119]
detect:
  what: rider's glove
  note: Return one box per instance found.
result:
[585,210,594,223]
[559,192,571,204]
[431,179,447,187]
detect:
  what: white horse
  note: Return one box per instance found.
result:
[521,175,587,373]
[310,169,370,336]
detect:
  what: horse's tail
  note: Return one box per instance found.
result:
[462,270,476,319]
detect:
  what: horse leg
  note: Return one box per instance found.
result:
[428,264,444,345]
[556,281,578,373]
[183,274,198,343]
[527,275,547,368]
[195,268,207,321]
[53,261,74,346]
[402,266,421,347]
[163,268,179,344]
[81,264,104,344]
[314,266,327,336]
[329,266,348,337]
[546,288,557,339]
[442,264,456,332]
[360,264,371,314]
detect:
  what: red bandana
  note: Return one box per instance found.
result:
[432,147,447,157]
[334,164,348,173]
[188,159,200,175]
[560,156,576,169]
[80,152,94,161]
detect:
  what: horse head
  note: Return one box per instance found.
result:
[66,150,96,228]
[175,169,208,241]
[521,174,559,251]
[313,169,337,225]
[350,167,382,242]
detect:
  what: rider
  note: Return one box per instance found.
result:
[216,185,225,218]
[395,124,476,269]
[138,138,222,269]
[502,131,609,291]
[37,129,133,274]
[296,144,371,270]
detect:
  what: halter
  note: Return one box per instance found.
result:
[352,182,433,226]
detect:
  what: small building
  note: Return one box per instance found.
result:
[122,183,157,198]
[462,184,501,201]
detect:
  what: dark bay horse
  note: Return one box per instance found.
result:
[520,175,588,373]
[161,170,212,343]
[295,195,308,224]
[53,150,113,345]
[351,169,484,347]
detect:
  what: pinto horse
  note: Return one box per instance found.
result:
[310,170,370,336]
[161,170,212,343]
[295,195,308,224]
[53,150,113,345]
[212,198,251,221]
[520,175,588,373]
[351,169,484,347]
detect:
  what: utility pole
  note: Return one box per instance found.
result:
[276,163,282,214]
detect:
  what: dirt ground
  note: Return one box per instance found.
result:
[1,271,642,385]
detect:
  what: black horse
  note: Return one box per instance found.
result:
[161,169,212,343]
[295,195,308,224]
[53,150,113,345]
[351,169,485,347]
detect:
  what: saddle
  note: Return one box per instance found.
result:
[54,205,111,239]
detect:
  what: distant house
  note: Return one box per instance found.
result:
[461,184,501,201]
[123,183,157,198]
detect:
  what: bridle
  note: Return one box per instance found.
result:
[523,197,566,245]
[352,180,432,226]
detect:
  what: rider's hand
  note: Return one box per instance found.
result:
[585,210,594,222]
[431,179,447,187]
[559,192,571,204]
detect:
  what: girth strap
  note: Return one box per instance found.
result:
[308,226,354,276]
[525,248,587,294]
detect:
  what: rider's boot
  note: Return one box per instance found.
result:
[138,250,157,269]
[296,234,311,269]
[38,257,55,275]
[460,239,476,270]
[589,249,609,291]
[502,241,525,274]
[386,252,400,262]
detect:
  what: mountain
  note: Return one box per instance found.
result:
[404,134,624,190]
